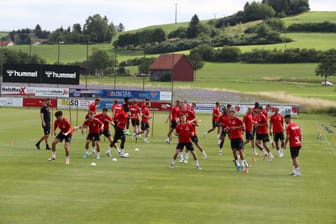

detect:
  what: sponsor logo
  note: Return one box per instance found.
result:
[6,70,38,77]
[45,71,77,79]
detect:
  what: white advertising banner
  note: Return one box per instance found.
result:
[57,99,94,109]
[1,86,69,98]
[0,97,23,107]
[160,91,172,101]
[195,103,299,116]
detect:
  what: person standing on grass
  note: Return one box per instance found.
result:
[95,108,115,157]
[169,114,201,170]
[35,98,51,150]
[165,100,180,144]
[254,106,274,160]
[48,111,74,165]
[226,109,248,171]
[130,99,141,140]
[284,114,302,176]
[243,108,257,155]
[204,102,221,138]
[109,104,130,158]
[217,106,229,156]
[86,98,100,154]
[182,102,208,163]
[81,111,104,159]
[269,108,285,158]
[135,99,151,143]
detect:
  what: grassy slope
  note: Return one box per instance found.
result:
[0,108,335,224]
[283,11,336,25]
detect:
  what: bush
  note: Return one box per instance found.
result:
[144,39,202,54]
[287,22,336,32]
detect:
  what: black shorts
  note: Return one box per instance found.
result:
[231,138,244,150]
[273,132,285,142]
[220,130,227,138]
[42,122,50,135]
[131,119,140,127]
[290,147,301,158]
[86,133,100,142]
[100,130,111,138]
[141,122,150,130]
[113,127,125,142]
[256,134,270,143]
[176,142,194,151]
[212,120,219,128]
[171,120,177,129]
[245,131,254,140]
[56,133,72,143]
[191,136,198,144]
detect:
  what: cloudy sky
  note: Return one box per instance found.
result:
[1,0,336,31]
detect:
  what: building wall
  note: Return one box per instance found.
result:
[172,56,194,81]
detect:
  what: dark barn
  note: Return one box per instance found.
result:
[149,54,194,82]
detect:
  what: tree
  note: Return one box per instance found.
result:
[138,58,155,74]
[89,49,114,75]
[263,0,309,16]
[116,23,125,32]
[72,23,82,33]
[187,14,206,39]
[316,55,336,85]
[188,51,204,70]
[244,1,275,21]
[83,14,116,43]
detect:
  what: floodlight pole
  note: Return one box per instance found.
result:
[143,49,145,92]
[114,47,117,90]
[171,53,174,104]
[0,45,3,97]
[86,41,89,89]
[29,39,32,64]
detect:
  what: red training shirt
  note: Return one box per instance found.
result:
[243,113,254,132]
[112,103,122,120]
[141,106,150,123]
[255,114,268,135]
[95,113,113,131]
[83,118,103,134]
[88,102,97,114]
[212,106,220,122]
[171,106,180,121]
[286,122,302,148]
[176,123,194,143]
[130,104,141,120]
[270,113,284,133]
[116,110,129,129]
[227,117,243,139]
[54,118,71,133]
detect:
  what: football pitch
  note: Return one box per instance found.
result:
[0,108,335,224]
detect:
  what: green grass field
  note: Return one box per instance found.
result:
[283,11,336,25]
[0,107,335,224]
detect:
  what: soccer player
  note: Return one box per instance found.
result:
[135,99,151,143]
[112,99,122,125]
[254,106,274,160]
[269,108,285,157]
[284,114,302,176]
[226,109,248,171]
[218,106,229,156]
[35,98,51,150]
[183,102,207,162]
[204,102,221,138]
[95,108,115,157]
[166,100,180,144]
[243,108,257,155]
[109,104,130,158]
[86,98,100,154]
[81,111,104,159]
[49,111,74,165]
[130,99,141,140]
[169,114,201,170]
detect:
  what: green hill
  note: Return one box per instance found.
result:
[283,11,336,26]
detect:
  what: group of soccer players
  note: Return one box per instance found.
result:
[35,98,302,176]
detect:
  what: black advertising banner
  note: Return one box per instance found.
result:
[3,64,40,83]
[2,64,80,85]
[42,64,80,85]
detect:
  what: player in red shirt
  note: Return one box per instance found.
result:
[85,98,100,154]
[284,114,302,176]
[269,108,285,158]
[254,106,274,160]
[226,109,248,171]
[181,102,208,163]
[165,100,180,144]
[130,99,141,140]
[49,111,76,165]
[134,99,151,143]
[81,111,104,159]
[112,99,122,125]
[218,106,229,156]
[95,108,115,157]
[243,108,257,155]
[109,104,130,158]
[204,102,221,138]
[169,114,201,170]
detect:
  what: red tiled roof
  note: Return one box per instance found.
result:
[149,54,184,70]
[0,40,11,46]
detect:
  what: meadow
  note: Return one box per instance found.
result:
[0,107,335,224]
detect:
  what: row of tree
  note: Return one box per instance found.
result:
[216,0,309,28]
[287,22,336,32]
[190,44,336,63]
[4,14,124,44]
[113,28,166,47]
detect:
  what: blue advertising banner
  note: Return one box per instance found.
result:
[69,88,171,101]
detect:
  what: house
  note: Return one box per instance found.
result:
[0,40,14,47]
[149,54,194,82]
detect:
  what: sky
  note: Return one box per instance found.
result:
[0,0,336,31]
